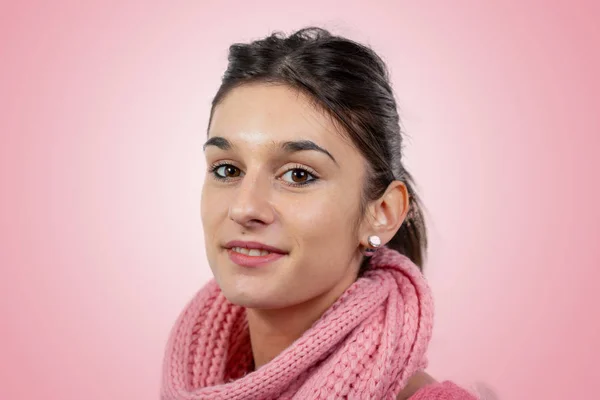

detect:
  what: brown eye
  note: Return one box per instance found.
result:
[214,164,241,178]
[291,169,308,182]
[281,168,316,185]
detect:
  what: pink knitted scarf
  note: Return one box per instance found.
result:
[161,247,435,399]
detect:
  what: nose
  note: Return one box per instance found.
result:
[228,170,275,228]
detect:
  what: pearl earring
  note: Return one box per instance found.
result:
[363,235,382,256]
[368,235,381,248]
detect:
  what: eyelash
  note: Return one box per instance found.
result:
[208,162,319,187]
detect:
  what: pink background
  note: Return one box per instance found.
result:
[1,1,598,399]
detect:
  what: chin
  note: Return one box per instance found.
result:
[223,293,278,310]
[218,283,292,310]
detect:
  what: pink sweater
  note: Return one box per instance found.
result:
[161,248,478,399]
[411,381,477,399]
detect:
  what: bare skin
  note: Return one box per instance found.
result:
[397,371,438,399]
[201,82,426,394]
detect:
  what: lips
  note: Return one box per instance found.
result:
[223,240,287,267]
[230,247,271,256]
[224,241,287,254]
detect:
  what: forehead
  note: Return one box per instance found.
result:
[208,83,353,150]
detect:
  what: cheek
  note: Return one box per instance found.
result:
[201,186,227,271]
[283,190,359,243]
[200,185,225,234]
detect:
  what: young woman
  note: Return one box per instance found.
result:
[161,27,477,399]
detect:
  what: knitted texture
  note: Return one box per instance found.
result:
[410,381,478,399]
[161,247,436,399]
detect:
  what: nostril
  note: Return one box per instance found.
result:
[228,201,275,227]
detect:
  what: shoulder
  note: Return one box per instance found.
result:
[396,372,477,399]
[396,371,437,400]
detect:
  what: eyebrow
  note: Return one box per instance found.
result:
[203,136,338,165]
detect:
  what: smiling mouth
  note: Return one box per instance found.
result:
[230,247,273,257]
[226,246,286,268]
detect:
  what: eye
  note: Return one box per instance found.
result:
[280,168,317,185]
[213,164,242,179]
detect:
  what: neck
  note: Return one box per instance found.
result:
[246,271,357,370]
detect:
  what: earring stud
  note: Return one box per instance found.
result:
[368,235,381,248]
[363,235,382,256]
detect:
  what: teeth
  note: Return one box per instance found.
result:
[231,247,271,256]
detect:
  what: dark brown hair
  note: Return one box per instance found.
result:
[207,27,428,273]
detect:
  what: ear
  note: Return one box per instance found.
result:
[359,181,410,248]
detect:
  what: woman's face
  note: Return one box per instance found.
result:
[201,83,369,309]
